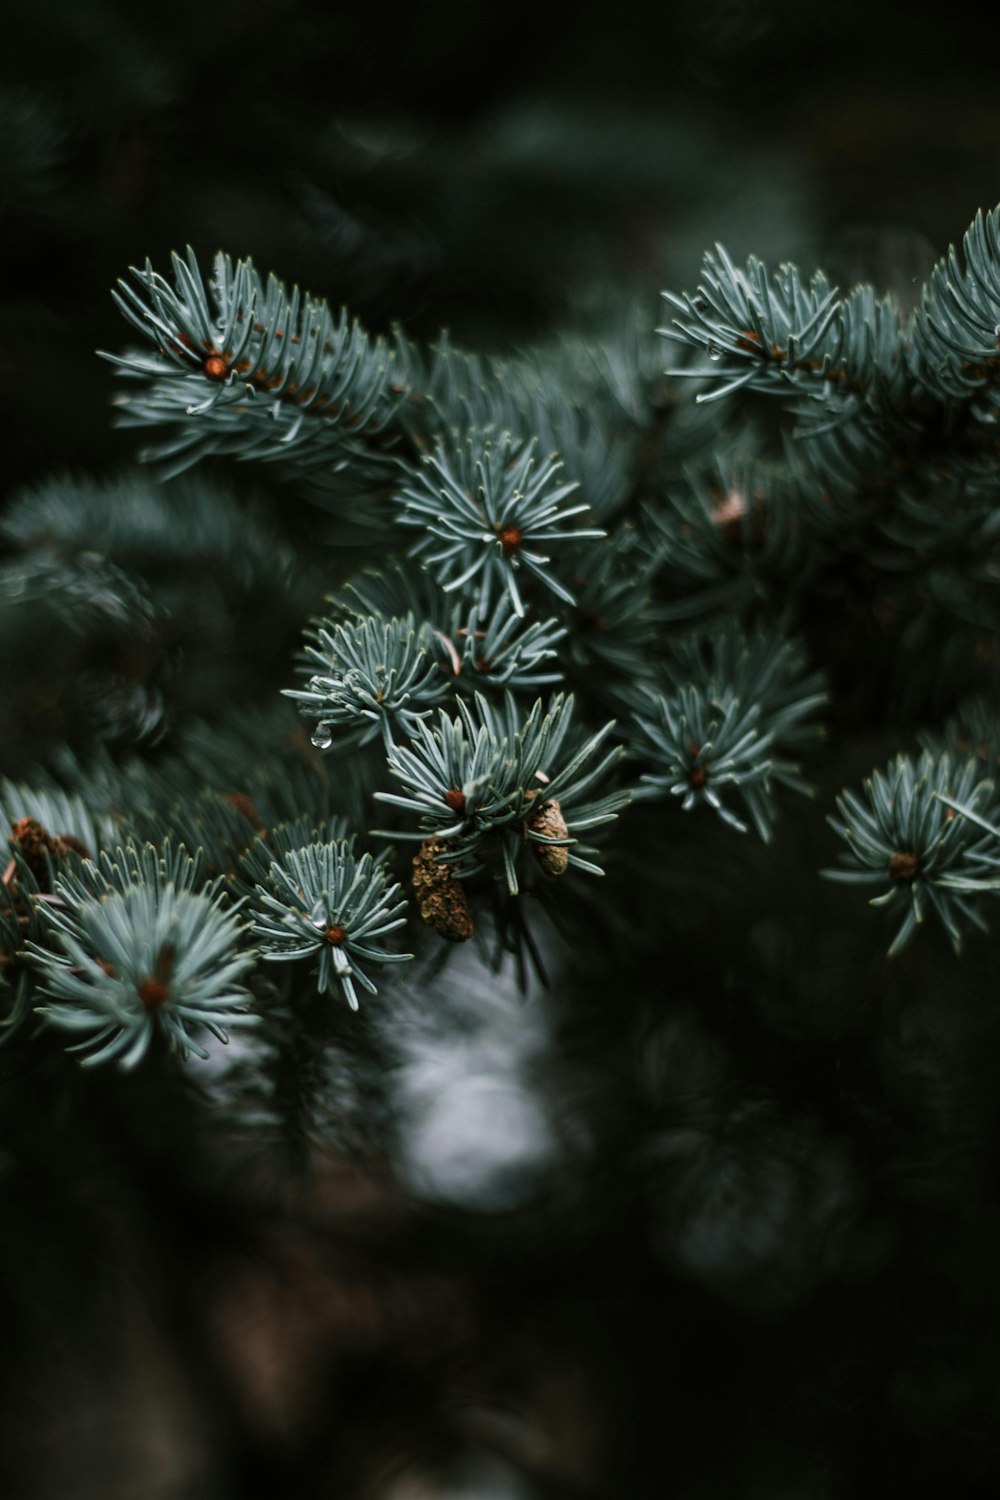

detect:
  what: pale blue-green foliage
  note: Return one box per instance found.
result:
[287,613,448,751]
[632,683,774,838]
[374,693,628,892]
[679,622,827,764]
[630,621,826,841]
[69,202,1000,986]
[334,561,567,692]
[237,816,351,892]
[104,249,404,476]
[825,752,1000,956]
[398,329,636,524]
[35,711,371,886]
[655,211,1000,551]
[248,840,411,1010]
[29,842,255,1067]
[914,207,1000,404]
[0,852,42,1034]
[0,780,118,859]
[395,430,603,618]
[0,784,119,1039]
[661,244,907,417]
[443,600,566,691]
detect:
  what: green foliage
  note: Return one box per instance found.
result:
[288,612,448,751]
[661,246,907,417]
[642,450,815,615]
[825,753,1000,956]
[336,561,567,691]
[248,839,411,1010]
[561,524,662,681]
[0,779,117,859]
[630,622,826,841]
[28,842,255,1066]
[105,249,404,475]
[913,207,1000,405]
[12,192,1000,1075]
[375,693,628,892]
[396,430,602,617]
[632,682,772,836]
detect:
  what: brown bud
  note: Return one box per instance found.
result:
[498,524,523,556]
[137,977,170,1011]
[889,850,919,881]
[412,838,474,941]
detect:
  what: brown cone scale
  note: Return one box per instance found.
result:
[9,818,89,892]
[527,798,570,877]
[412,838,474,942]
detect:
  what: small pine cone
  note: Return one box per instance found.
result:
[527,798,570,877]
[10,817,59,889]
[412,837,474,942]
[8,820,90,892]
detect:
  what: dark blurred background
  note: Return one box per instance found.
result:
[7,0,1000,487]
[6,3,1000,1497]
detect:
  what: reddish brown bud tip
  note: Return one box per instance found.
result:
[325,925,346,945]
[203,355,229,381]
[137,977,170,1011]
[498,525,523,556]
[444,789,467,816]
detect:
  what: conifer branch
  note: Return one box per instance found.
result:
[104,249,406,474]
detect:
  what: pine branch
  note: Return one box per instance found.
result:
[395,429,603,618]
[825,752,1000,956]
[29,842,255,1066]
[335,560,567,692]
[248,839,411,1010]
[287,612,449,752]
[104,248,406,475]
[630,621,826,841]
[913,205,1000,405]
[660,245,907,416]
[374,692,628,893]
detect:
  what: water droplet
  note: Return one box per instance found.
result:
[311,724,333,750]
[707,344,722,362]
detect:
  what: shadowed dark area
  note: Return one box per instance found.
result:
[5,4,1000,1497]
